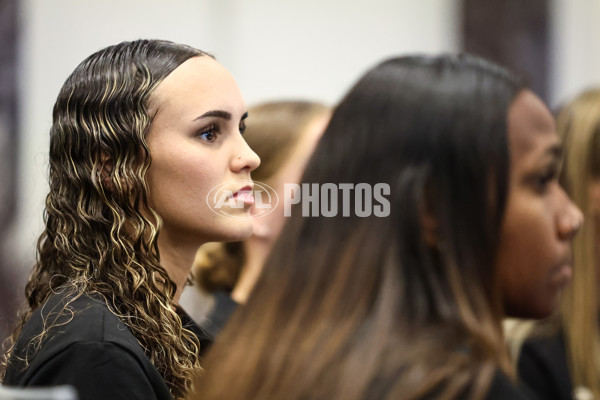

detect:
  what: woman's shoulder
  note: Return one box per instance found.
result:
[484,370,538,400]
[518,329,572,400]
[24,290,140,348]
[518,328,568,377]
[4,290,153,385]
[520,328,565,354]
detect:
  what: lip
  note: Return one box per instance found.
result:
[231,185,255,206]
[552,264,573,289]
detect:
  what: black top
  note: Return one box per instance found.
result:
[177,305,213,356]
[3,290,210,400]
[517,330,573,400]
[370,368,534,399]
[484,370,537,400]
[199,291,239,338]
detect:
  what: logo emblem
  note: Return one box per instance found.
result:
[206,180,279,219]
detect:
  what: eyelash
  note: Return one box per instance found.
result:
[534,168,558,192]
[197,120,247,143]
[198,123,220,143]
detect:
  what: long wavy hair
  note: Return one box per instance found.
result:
[555,88,600,398]
[1,39,210,399]
[196,54,524,400]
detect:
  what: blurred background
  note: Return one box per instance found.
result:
[0,0,599,340]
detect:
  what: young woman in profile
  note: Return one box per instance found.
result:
[194,54,582,400]
[518,88,600,400]
[0,39,259,400]
[194,100,330,338]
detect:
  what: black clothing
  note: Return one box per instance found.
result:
[176,305,213,355]
[4,290,207,400]
[377,369,535,399]
[484,370,537,400]
[419,370,536,399]
[199,291,239,338]
[517,331,573,400]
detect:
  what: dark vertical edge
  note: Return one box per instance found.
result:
[461,0,550,102]
[0,0,22,341]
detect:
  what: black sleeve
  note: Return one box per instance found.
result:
[517,342,561,400]
[483,370,538,400]
[25,341,161,400]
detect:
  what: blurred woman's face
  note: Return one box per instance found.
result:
[495,89,582,319]
[145,56,260,247]
[253,112,330,241]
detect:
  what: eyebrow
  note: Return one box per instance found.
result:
[193,110,248,122]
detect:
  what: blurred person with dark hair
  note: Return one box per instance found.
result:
[193,54,582,400]
[518,88,600,400]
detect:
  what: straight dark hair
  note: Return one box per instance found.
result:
[196,54,524,400]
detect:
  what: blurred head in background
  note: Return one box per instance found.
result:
[551,88,600,398]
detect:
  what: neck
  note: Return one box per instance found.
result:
[157,232,202,305]
[231,236,272,304]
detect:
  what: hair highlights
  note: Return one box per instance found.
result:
[1,39,210,399]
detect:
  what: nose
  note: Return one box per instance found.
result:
[558,197,584,241]
[231,138,260,173]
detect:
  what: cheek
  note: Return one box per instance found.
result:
[147,152,219,213]
[496,195,559,317]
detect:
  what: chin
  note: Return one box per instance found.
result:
[504,299,558,320]
[214,220,254,242]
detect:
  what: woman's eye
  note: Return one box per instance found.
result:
[534,169,557,192]
[198,124,220,142]
[239,120,247,134]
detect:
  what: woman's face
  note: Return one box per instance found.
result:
[145,56,260,246]
[496,89,582,319]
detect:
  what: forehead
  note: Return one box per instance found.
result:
[150,56,245,119]
[507,90,558,159]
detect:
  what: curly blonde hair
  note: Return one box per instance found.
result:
[1,39,210,399]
